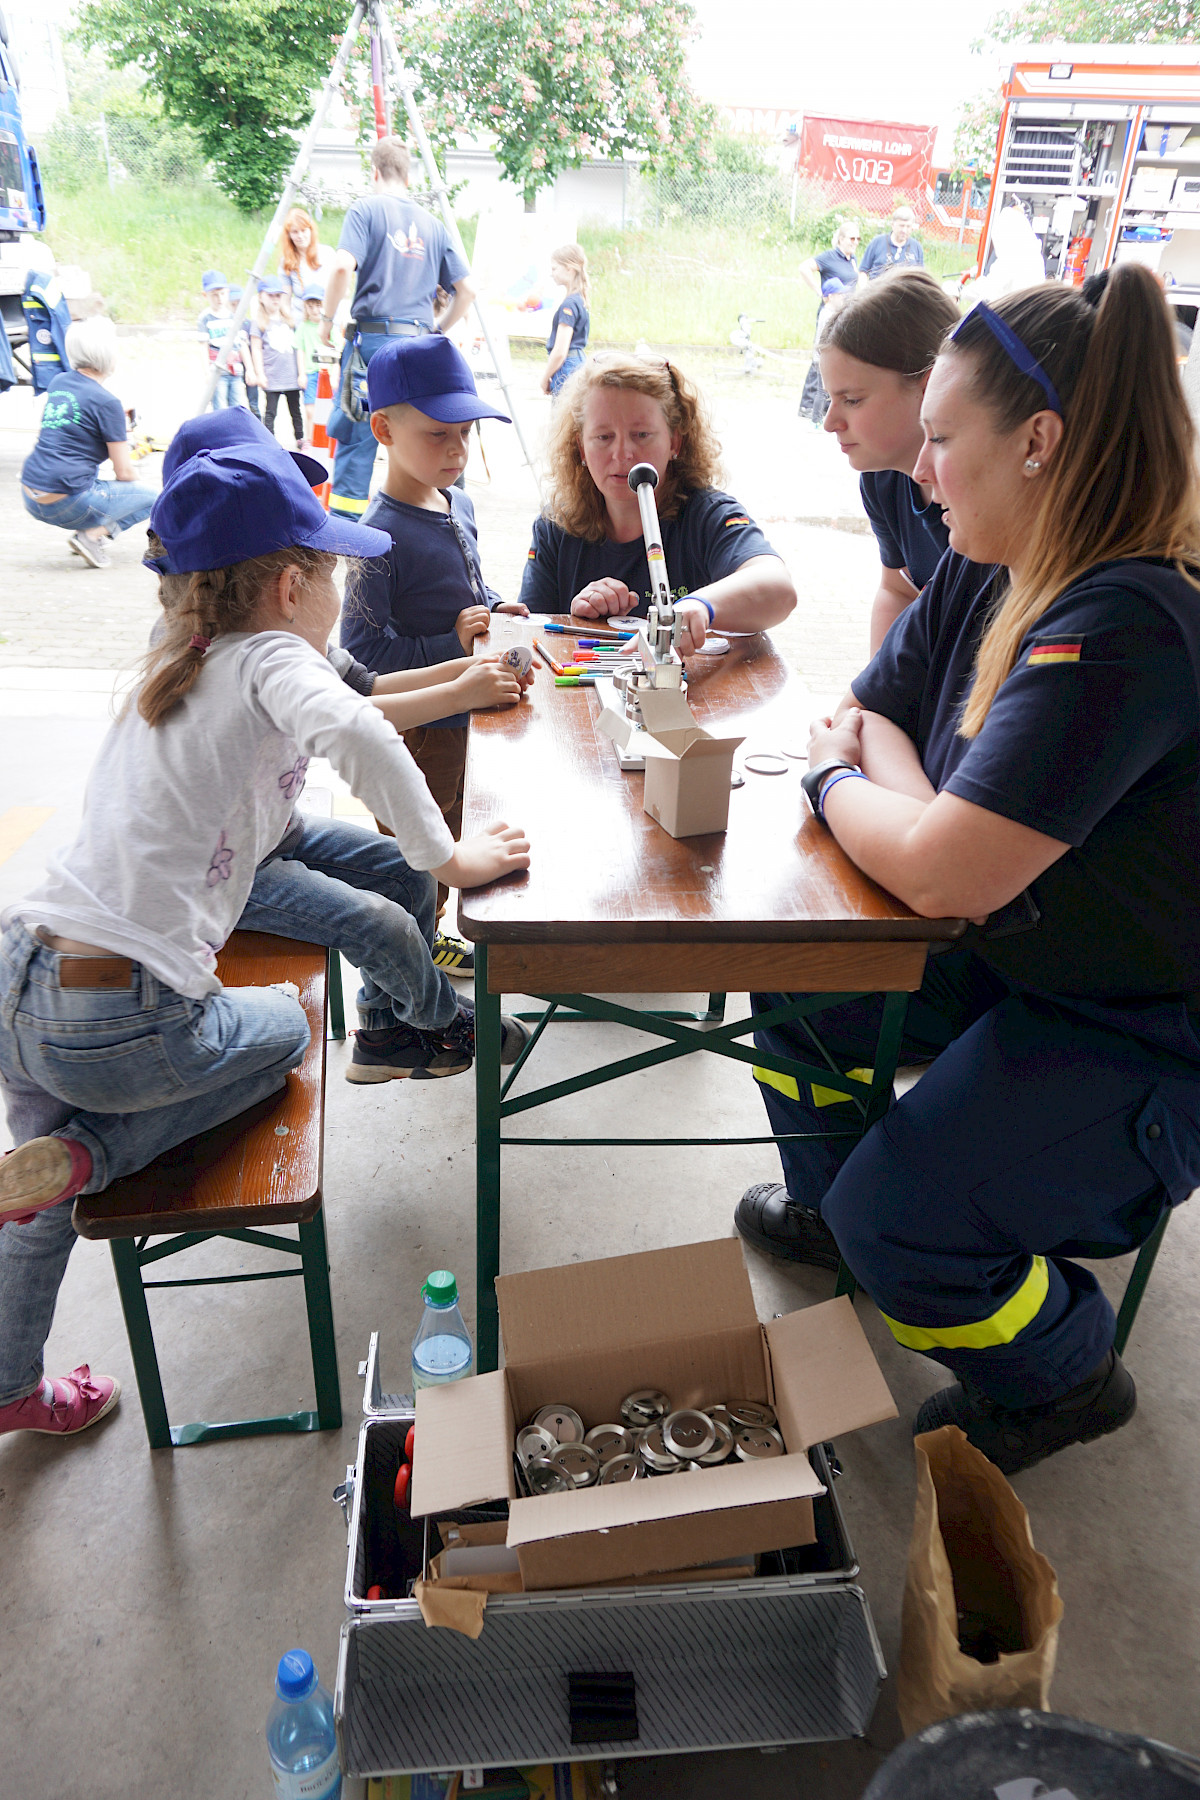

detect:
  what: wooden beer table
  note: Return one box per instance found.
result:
[461,618,965,1372]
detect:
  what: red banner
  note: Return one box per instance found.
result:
[799,114,937,195]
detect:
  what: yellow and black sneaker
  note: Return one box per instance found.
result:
[432,932,475,976]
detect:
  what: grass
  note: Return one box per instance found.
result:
[42,180,345,324]
[39,175,976,351]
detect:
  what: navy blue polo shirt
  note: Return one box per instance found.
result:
[342,486,501,728]
[814,247,858,291]
[21,369,126,494]
[859,234,925,280]
[852,554,1200,999]
[338,194,469,327]
[860,469,950,591]
[518,488,778,615]
[546,295,589,355]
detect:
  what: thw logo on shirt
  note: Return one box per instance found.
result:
[388,223,426,259]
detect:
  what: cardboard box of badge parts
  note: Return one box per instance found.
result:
[410,1239,897,1591]
[598,684,744,837]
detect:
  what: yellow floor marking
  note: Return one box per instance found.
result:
[0,807,54,866]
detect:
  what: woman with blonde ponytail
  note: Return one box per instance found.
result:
[738,263,1200,1476]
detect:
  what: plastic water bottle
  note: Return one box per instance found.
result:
[266,1649,341,1799]
[411,1268,474,1390]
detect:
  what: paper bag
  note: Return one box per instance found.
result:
[896,1424,1064,1736]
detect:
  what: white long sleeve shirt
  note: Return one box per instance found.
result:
[6,631,454,998]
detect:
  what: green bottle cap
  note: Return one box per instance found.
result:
[422,1269,458,1304]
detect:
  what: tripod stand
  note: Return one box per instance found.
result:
[203,0,540,494]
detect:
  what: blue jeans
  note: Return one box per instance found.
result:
[22,478,157,539]
[0,924,310,1404]
[209,370,244,410]
[240,816,457,1033]
[549,350,584,397]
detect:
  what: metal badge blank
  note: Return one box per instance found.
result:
[638,1422,683,1473]
[733,1423,786,1460]
[694,635,729,655]
[621,1389,670,1428]
[598,1453,642,1485]
[585,1423,633,1457]
[532,1403,585,1443]
[662,1409,717,1460]
[728,1400,777,1429]
[516,1424,558,1465]
[550,1442,600,1487]
[693,1417,735,1465]
[526,1455,572,1494]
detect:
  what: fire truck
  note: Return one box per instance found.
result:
[978,48,1200,333]
[0,2,50,388]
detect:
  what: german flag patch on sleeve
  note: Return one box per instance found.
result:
[1027,637,1083,666]
[724,516,751,527]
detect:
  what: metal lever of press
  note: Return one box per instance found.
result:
[626,462,684,679]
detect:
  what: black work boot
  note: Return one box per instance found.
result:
[734,1181,842,1272]
[913,1348,1137,1476]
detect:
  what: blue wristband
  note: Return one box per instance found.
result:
[816,767,867,821]
[686,595,715,625]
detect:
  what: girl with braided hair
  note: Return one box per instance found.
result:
[0,441,530,1440]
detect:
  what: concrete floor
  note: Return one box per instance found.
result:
[2,350,1199,1796]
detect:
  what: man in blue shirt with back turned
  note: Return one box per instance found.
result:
[319,137,476,518]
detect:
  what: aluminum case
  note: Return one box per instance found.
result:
[333,1334,885,1779]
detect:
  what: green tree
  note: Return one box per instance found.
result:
[398,0,716,211]
[952,88,1003,178]
[987,0,1196,40]
[74,0,346,212]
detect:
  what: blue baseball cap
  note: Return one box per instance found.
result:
[257,275,288,294]
[230,285,244,303]
[366,334,511,422]
[150,444,389,574]
[201,270,228,292]
[300,284,324,302]
[161,410,327,489]
[821,277,849,296]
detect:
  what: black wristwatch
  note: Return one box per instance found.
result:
[801,758,861,821]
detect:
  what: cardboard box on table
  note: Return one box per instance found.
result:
[598,685,744,837]
[410,1239,897,1592]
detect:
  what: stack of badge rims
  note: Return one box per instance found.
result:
[512,1390,785,1494]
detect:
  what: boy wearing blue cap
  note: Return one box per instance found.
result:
[296,284,326,444]
[198,270,240,412]
[342,334,528,973]
[0,441,531,1437]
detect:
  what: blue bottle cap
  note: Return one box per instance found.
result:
[276,1649,317,1701]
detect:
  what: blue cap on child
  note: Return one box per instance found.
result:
[257,275,288,295]
[201,270,228,292]
[150,443,389,574]
[366,334,511,422]
[300,284,325,302]
[821,277,849,296]
[161,410,327,491]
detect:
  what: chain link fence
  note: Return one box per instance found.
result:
[33,112,209,196]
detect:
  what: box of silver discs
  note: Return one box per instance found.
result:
[409,1238,897,1590]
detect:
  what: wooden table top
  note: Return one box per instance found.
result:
[73,932,327,1237]
[459,617,965,949]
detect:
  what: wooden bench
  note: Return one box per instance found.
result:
[72,931,341,1449]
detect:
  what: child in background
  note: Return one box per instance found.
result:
[250,276,304,447]
[198,270,240,411]
[294,284,325,445]
[341,334,530,975]
[228,287,260,419]
[540,244,590,398]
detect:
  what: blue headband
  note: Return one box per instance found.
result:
[951,301,1063,416]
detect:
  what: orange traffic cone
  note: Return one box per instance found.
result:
[312,364,334,450]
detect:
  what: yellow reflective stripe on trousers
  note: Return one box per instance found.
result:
[753,1065,799,1101]
[329,493,370,514]
[881,1255,1050,1351]
[753,1064,874,1108]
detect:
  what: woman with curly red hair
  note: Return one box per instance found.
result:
[279,208,334,303]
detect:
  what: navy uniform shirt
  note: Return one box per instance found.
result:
[546,294,589,355]
[338,194,469,327]
[858,234,925,280]
[860,469,950,592]
[342,486,501,729]
[21,368,127,494]
[519,488,778,615]
[814,247,858,291]
[852,554,1200,999]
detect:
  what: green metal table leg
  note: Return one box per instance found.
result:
[327,949,346,1041]
[475,944,503,1373]
[109,1236,172,1450]
[1114,1207,1171,1356]
[299,1210,342,1428]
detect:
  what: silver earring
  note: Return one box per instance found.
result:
[1024,458,1042,472]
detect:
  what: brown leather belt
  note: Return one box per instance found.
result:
[57,956,135,990]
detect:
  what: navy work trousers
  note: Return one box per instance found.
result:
[752,950,1200,1407]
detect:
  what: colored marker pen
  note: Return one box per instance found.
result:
[532,639,566,675]
[555,674,598,687]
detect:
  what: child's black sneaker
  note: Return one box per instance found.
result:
[432,932,475,976]
[417,1002,530,1071]
[346,1024,455,1084]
